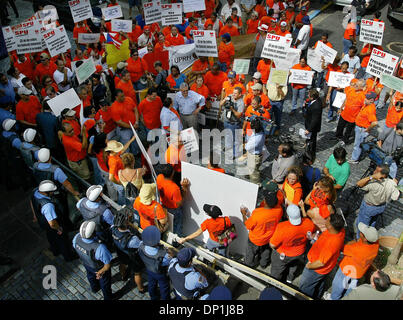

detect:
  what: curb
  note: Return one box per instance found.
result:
[309,1,334,21]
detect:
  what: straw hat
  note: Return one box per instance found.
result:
[104,140,124,153]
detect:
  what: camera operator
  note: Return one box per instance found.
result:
[243,95,270,141]
[219,87,245,160]
[245,119,265,184]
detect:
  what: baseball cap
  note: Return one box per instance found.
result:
[86,185,103,202]
[258,24,269,32]
[221,32,231,40]
[261,178,279,192]
[142,225,161,246]
[203,204,223,219]
[207,286,232,300]
[259,287,283,300]
[177,247,196,266]
[366,91,377,100]
[95,65,103,73]
[251,83,263,91]
[23,128,36,143]
[253,72,262,79]
[302,16,310,25]
[18,86,32,96]
[287,204,301,225]
[40,52,49,59]
[280,21,287,27]
[228,70,236,79]
[358,223,379,243]
[117,62,128,69]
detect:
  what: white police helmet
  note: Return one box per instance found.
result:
[2,119,16,131]
[38,180,57,193]
[86,185,103,202]
[80,221,96,239]
[38,148,51,162]
[23,128,37,143]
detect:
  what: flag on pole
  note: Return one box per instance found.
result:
[104,32,122,49]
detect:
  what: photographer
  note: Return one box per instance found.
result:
[243,95,270,141]
[220,87,245,160]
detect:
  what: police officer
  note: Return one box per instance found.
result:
[138,225,173,300]
[72,221,114,300]
[168,247,209,300]
[30,180,77,261]
[77,185,114,243]
[111,211,145,294]
[19,128,40,170]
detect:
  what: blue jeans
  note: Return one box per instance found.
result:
[269,100,284,133]
[206,238,227,256]
[315,71,325,89]
[390,161,398,179]
[117,127,140,155]
[343,38,353,55]
[375,87,388,109]
[291,87,307,111]
[89,156,104,186]
[351,126,369,161]
[356,200,386,238]
[299,267,327,299]
[112,182,126,206]
[84,265,112,300]
[327,89,338,120]
[169,207,183,237]
[330,266,358,300]
[224,121,242,158]
[146,270,170,300]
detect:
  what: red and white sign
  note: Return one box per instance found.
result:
[15,28,43,54]
[359,19,385,46]
[161,4,182,26]
[143,1,162,25]
[43,25,71,57]
[193,30,218,57]
[68,0,93,23]
[261,33,292,62]
[367,48,399,78]
[2,27,17,52]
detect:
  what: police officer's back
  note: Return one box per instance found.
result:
[19,128,40,170]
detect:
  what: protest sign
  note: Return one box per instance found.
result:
[43,25,71,57]
[75,57,96,84]
[138,46,148,58]
[180,127,199,153]
[101,5,123,21]
[111,19,132,33]
[273,47,301,70]
[47,88,81,116]
[233,59,250,74]
[183,0,206,13]
[15,28,43,54]
[78,33,100,44]
[11,20,37,32]
[198,113,206,126]
[289,69,314,85]
[380,74,403,93]
[193,30,218,57]
[268,69,289,86]
[333,92,346,109]
[204,97,221,120]
[261,33,292,62]
[161,4,183,26]
[2,27,17,52]
[315,41,337,64]
[68,0,93,23]
[168,44,196,72]
[367,48,399,78]
[143,1,162,25]
[307,48,324,73]
[359,19,385,46]
[327,72,355,88]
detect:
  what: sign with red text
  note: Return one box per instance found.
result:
[367,48,399,77]
[143,1,162,25]
[68,0,93,23]
[14,28,43,54]
[2,27,17,52]
[359,19,385,46]
[261,33,292,62]
[193,30,218,57]
[43,25,71,57]
[161,4,182,26]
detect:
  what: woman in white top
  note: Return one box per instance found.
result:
[7,67,25,93]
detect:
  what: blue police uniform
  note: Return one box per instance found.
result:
[32,162,68,185]
[20,142,40,170]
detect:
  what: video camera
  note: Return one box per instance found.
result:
[360,140,403,167]
[245,113,274,136]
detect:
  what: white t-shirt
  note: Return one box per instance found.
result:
[297,25,310,50]
[53,68,73,92]
[10,73,25,89]
[137,33,153,48]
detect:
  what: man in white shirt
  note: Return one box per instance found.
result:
[220,0,242,21]
[340,46,361,75]
[137,25,154,48]
[295,16,311,57]
[53,59,73,93]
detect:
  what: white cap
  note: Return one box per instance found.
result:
[2,119,16,131]
[23,128,37,143]
[38,148,51,163]
[253,72,262,79]
[280,21,287,27]
[86,185,103,202]
[287,204,301,225]
[80,221,96,239]
[358,223,379,243]
[38,180,57,193]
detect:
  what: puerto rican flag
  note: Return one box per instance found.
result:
[104,32,122,50]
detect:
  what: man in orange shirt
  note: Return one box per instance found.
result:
[191,56,213,78]
[349,92,378,164]
[165,26,185,47]
[138,88,163,132]
[204,12,223,35]
[219,17,240,37]
[256,58,274,85]
[16,87,41,128]
[34,53,57,86]
[13,54,35,80]
[270,204,315,282]
[329,223,379,300]
[218,33,235,72]
[116,70,138,104]
[126,49,149,91]
[241,191,283,268]
[343,19,357,55]
[243,83,270,109]
[204,63,228,97]
[277,21,291,37]
[185,17,198,40]
[378,93,403,144]
[299,214,345,299]
[221,71,245,99]
[335,79,366,146]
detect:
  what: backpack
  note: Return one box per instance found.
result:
[121,170,139,201]
[156,70,170,101]
[215,217,237,247]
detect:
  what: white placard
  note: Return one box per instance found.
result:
[101,5,123,21]
[261,33,292,62]
[315,41,337,64]
[143,1,162,25]
[68,0,93,23]
[273,48,301,70]
[111,19,132,33]
[180,127,199,153]
[327,72,355,88]
[161,3,183,26]
[307,48,323,73]
[289,69,314,85]
[2,27,17,52]
[43,25,71,57]
[11,20,37,32]
[204,97,221,120]
[367,48,399,78]
[198,112,206,126]
[233,59,250,74]
[168,44,196,72]
[359,19,385,46]
[193,30,218,57]
[183,0,206,13]
[75,57,96,84]
[47,88,81,116]
[39,7,59,22]
[333,92,346,108]
[78,33,100,44]
[138,46,148,58]
[181,161,259,257]
[14,28,43,54]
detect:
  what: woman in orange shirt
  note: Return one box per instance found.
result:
[166,65,187,92]
[190,75,209,99]
[290,57,312,114]
[40,76,59,98]
[246,12,259,34]
[305,177,336,210]
[126,49,149,91]
[282,166,303,206]
[253,0,266,19]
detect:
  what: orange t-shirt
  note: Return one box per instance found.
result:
[34,62,57,83]
[201,216,231,243]
[313,40,333,49]
[219,25,240,37]
[257,59,274,84]
[309,188,332,209]
[14,55,35,80]
[116,80,138,105]
[245,207,283,246]
[73,25,90,39]
[344,22,356,40]
[126,57,148,83]
[204,0,216,18]
[156,174,182,209]
[360,45,383,68]
[95,108,116,134]
[365,78,383,95]
[138,96,163,129]
[325,64,341,83]
[62,119,81,137]
[204,19,223,32]
[282,180,303,205]
[385,104,403,128]
[192,59,213,75]
[128,25,143,44]
[285,10,296,23]
[270,218,315,257]
[62,134,86,162]
[133,198,166,230]
[307,229,345,275]
[277,29,291,37]
[222,80,246,97]
[95,149,108,172]
[111,97,137,125]
[295,13,307,25]
[190,83,209,99]
[108,152,123,182]
[291,63,312,89]
[260,16,275,27]
[355,103,377,128]
[185,26,198,40]
[339,238,379,279]
[204,71,228,97]
[165,144,185,172]
[218,41,235,67]
[246,19,259,34]
[16,96,42,124]
[165,33,185,46]
[254,4,266,18]
[244,105,271,136]
[341,87,366,123]
[243,93,271,109]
